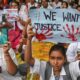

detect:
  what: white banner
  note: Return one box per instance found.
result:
[29,9,80,43]
[4,9,18,22]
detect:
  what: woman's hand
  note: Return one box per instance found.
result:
[3,42,11,54]
[27,25,35,40]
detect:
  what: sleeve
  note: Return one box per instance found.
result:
[30,58,46,80]
[69,60,80,80]
[18,63,29,76]
[66,43,77,62]
[30,58,41,73]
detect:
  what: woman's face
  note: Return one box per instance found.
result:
[62,2,67,8]
[42,0,48,8]
[49,50,65,72]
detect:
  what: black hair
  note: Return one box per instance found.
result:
[49,44,66,58]
[41,0,49,3]
[76,5,80,9]
[62,1,68,8]
[30,6,37,9]
[9,0,19,6]
[9,0,20,10]
[70,1,78,8]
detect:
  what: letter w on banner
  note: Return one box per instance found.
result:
[29,9,80,43]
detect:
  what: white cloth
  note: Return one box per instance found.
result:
[69,60,80,80]
[40,5,53,9]
[30,59,46,80]
[31,58,80,80]
[0,48,22,80]
[66,42,80,62]
[49,67,66,80]
[51,2,62,9]
[28,3,38,9]
[18,4,29,30]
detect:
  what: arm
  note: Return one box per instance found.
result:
[3,43,17,75]
[17,39,24,53]
[16,17,31,27]
[17,18,31,53]
[24,25,35,66]
[0,21,13,28]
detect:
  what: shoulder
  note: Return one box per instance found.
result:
[31,58,47,75]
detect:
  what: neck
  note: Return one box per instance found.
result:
[53,69,61,76]
[54,72,60,76]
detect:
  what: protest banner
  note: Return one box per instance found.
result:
[29,9,80,43]
[4,9,18,22]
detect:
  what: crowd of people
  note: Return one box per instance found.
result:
[0,0,80,80]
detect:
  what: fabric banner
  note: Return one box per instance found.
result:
[4,9,18,22]
[29,9,80,43]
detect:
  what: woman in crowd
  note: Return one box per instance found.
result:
[16,19,31,61]
[61,1,69,8]
[8,0,30,49]
[24,25,80,80]
[50,0,62,8]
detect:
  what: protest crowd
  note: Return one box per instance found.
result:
[0,0,80,80]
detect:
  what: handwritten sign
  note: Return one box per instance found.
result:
[29,9,80,43]
[4,9,18,22]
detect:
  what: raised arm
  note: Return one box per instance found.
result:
[16,17,31,27]
[0,21,13,28]
[3,42,17,75]
[24,25,35,66]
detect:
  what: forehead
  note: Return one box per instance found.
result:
[49,50,64,57]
